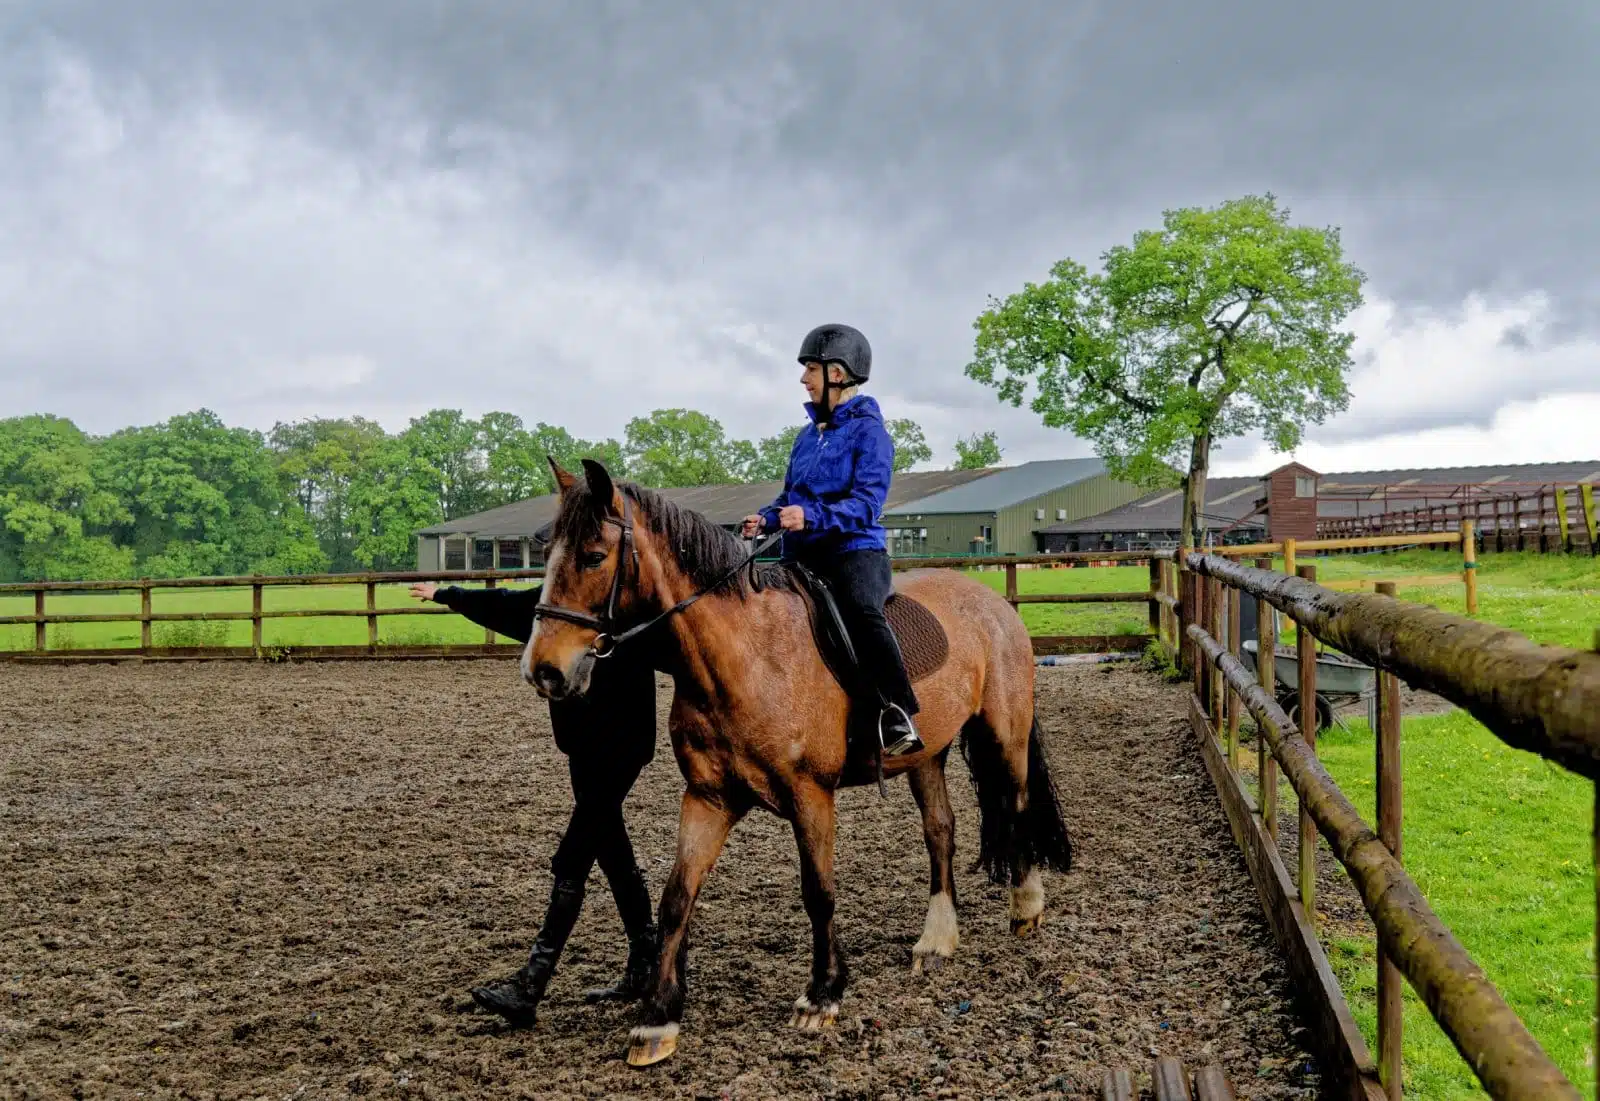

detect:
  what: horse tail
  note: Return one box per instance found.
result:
[1022,715,1073,874]
[959,712,1072,884]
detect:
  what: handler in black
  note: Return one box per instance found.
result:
[409,567,658,1027]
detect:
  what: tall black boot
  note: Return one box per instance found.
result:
[469,877,585,1027]
[583,863,657,1003]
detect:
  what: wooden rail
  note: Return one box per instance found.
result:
[1179,551,1597,1101]
[0,551,1182,662]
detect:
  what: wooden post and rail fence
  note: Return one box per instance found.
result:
[1173,548,1599,1101]
[0,528,1487,664]
[1317,482,1600,556]
[0,550,1180,662]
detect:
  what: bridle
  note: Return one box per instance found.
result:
[530,493,783,660]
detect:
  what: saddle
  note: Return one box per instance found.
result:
[783,562,951,785]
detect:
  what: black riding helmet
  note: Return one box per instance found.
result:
[798,323,871,426]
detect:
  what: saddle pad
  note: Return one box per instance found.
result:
[885,594,949,683]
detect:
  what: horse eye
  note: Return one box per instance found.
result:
[579,550,607,569]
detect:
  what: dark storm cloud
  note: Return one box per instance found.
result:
[2,0,1597,459]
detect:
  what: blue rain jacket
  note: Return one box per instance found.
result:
[758,394,894,559]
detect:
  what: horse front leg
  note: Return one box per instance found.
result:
[627,790,739,1068]
[788,782,847,1031]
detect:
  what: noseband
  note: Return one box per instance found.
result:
[531,493,782,659]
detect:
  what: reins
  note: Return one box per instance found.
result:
[531,494,784,659]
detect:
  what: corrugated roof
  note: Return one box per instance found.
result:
[1042,458,1600,534]
[882,458,1107,515]
[1040,477,1264,534]
[418,467,997,537]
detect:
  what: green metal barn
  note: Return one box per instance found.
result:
[879,458,1148,557]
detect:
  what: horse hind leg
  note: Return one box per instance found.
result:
[1009,714,1071,936]
[907,748,959,973]
[959,709,1071,939]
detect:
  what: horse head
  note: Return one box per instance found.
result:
[523,456,645,699]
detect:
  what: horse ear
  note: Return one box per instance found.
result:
[547,455,577,492]
[581,459,622,517]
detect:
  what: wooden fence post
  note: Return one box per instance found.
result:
[366,581,378,653]
[1555,487,1572,553]
[1375,580,1404,1099]
[1283,537,1297,579]
[1005,562,1018,609]
[33,589,45,652]
[252,582,263,655]
[1254,557,1278,840]
[484,577,498,647]
[1178,562,1191,679]
[1296,564,1319,930]
[1461,519,1478,616]
[1206,576,1223,730]
[140,583,152,651]
[1581,484,1600,558]
[1227,586,1241,771]
[1148,558,1162,641]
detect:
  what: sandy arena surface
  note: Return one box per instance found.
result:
[1,659,1320,1099]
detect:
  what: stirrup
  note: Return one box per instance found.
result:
[878,703,923,758]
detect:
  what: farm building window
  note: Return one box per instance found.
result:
[498,540,523,569]
[472,539,495,570]
[1295,475,1316,497]
[444,540,466,571]
[1035,508,1045,520]
[1056,509,1066,521]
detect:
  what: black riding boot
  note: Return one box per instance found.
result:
[469,877,585,1027]
[583,864,657,1003]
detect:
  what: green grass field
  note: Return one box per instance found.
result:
[4,547,1595,1094]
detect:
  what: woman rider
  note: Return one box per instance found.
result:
[741,322,923,758]
[408,555,658,1028]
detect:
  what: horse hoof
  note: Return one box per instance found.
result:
[789,995,839,1032]
[626,1023,678,1067]
[912,951,949,974]
[1010,914,1043,937]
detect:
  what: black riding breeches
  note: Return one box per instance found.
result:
[796,547,920,716]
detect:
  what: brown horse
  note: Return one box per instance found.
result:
[524,459,1072,1067]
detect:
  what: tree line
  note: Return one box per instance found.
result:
[0,407,1006,581]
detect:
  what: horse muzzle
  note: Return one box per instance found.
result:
[522,644,598,700]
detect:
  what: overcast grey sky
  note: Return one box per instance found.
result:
[3,1,1597,472]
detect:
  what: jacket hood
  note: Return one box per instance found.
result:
[804,393,883,427]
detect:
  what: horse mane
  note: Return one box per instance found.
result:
[551,479,800,599]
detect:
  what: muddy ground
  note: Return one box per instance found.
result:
[2,660,1320,1099]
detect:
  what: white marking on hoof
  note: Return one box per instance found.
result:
[1009,868,1044,936]
[626,1022,679,1067]
[911,891,959,973]
[789,994,839,1032]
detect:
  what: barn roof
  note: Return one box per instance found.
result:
[1039,476,1266,534]
[882,458,1108,515]
[1041,459,1600,533]
[418,467,997,537]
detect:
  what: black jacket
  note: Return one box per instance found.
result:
[431,584,541,644]
[432,582,657,762]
